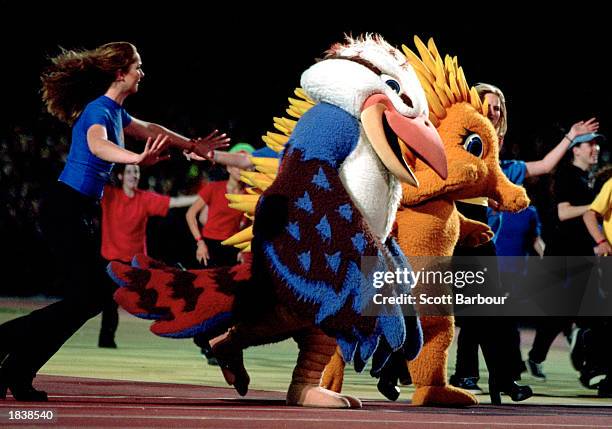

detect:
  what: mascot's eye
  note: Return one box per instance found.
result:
[381,74,402,95]
[385,79,401,93]
[463,134,483,158]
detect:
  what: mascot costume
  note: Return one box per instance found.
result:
[107,35,449,408]
[320,36,529,406]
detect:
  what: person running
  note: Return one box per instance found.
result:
[0,41,226,401]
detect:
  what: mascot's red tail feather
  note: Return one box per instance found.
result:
[107,254,252,338]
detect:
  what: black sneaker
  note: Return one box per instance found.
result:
[598,377,612,397]
[526,359,546,380]
[570,328,589,371]
[579,367,607,390]
[98,338,117,348]
[449,375,483,394]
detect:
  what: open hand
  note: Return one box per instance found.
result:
[185,129,231,161]
[137,134,170,166]
[196,240,210,266]
[569,118,599,140]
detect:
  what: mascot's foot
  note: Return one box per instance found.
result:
[219,359,249,397]
[377,377,401,401]
[210,333,250,396]
[411,385,478,407]
[286,383,361,408]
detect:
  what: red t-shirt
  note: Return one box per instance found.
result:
[199,181,244,240]
[101,185,170,261]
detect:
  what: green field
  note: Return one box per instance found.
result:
[1,297,610,405]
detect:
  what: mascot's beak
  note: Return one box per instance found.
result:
[361,94,447,186]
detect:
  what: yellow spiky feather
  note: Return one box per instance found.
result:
[403,36,485,126]
[221,89,316,249]
[225,194,260,204]
[228,201,257,215]
[245,187,263,196]
[251,157,280,173]
[239,171,274,190]
[482,97,490,118]
[235,242,251,251]
[222,226,254,246]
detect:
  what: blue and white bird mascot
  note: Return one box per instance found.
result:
[109,34,448,408]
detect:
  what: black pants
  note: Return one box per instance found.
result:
[528,255,596,363]
[454,316,520,384]
[528,317,571,363]
[451,215,520,385]
[202,237,240,268]
[99,258,121,344]
[454,317,480,378]
[0,182,111,380]
[455,317,524,379]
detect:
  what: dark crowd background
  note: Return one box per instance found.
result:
[0,4,610,295]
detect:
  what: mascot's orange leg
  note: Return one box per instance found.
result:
[320,346,345,393]
[287,329,361,408]
[408,315,477,406]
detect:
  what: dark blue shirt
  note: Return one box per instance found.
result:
[493,205,542,257]
[499,159,527,186]
[59,95,132,199]
[488,159,527,238]
[489,159,539,272]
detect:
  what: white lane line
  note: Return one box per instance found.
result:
[5,402,612,416]
[51,414,612,427]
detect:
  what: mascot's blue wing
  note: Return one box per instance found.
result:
[251,103,415,368]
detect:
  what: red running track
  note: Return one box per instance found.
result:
[1,375,612,428]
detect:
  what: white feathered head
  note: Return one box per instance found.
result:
[300,34,448,184]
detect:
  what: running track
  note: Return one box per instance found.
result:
[1,375,612,428]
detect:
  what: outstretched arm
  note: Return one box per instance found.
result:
[87,124,168,165]
[125,117,230,159]
[186,149,254,170]
[169,195,198,208]
[525,118,599,178]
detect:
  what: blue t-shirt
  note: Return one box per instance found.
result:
[500,159,527,186]
[59,95,132,198]
[493,205,542,275]
[493,205,542,257]
[489,160,538,274]
[488,159,527,237]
